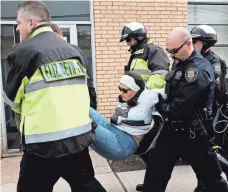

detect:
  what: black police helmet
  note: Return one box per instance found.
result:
[190,25,217,47]
[120,22,147,42]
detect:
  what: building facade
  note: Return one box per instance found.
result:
[0,0,227,156]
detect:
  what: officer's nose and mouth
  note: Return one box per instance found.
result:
[166,37,190,56]
[125,37,137,47]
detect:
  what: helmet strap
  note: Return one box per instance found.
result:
[129,37,147,53]
[201,42,210,56]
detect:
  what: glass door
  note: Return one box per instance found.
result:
[58,24,78,45]
[1,24,20,152]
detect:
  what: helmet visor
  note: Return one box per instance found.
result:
[120,34,129,42]
[191,34,201,39]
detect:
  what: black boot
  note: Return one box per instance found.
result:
[136,184,144,191]
[194,181,207,192]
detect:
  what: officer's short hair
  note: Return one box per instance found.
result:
[17,1,50,23]
[50,23,63,37]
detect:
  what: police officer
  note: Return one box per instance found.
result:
[142,27,228,192]
[191,25,227,107]
[120,22,170,82]
[121,22,170,191]
[2,1,105,192]
[191,25,228,192]
[51,23,97,110]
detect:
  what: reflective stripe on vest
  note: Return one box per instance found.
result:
[25,78,86,93]
[151,70,168,75]
[130,58,152,81]
[2,92,20,110]
[2,76,29,114]
[129,40,155,81]
[27,26,53,40]
[132,69,152,75]
[25,122,91,144]
[20,58,91,144]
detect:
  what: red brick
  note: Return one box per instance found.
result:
[94,5,107,10]
[100,2,113,6]
[113,2,125,6]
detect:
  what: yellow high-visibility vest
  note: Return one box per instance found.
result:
[2,26,91,144]
[3,58,91,144]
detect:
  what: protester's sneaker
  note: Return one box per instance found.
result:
[91,121,98,133]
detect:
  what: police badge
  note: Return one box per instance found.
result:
[215,62,221,75]
[185,68,198,83]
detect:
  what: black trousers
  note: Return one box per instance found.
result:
[143,128,228,192]
[17,148,106,192]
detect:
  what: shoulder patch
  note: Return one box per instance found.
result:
[185,68,198,83]
[134,48,144,54]
[174,71,182,80]
[214,62,221,74]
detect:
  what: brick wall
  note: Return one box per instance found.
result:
[93,0,188,117]
[0,124,2,157]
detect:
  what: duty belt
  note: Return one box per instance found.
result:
[168,120,187,131]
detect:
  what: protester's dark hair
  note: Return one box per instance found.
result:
[17,1,50,23]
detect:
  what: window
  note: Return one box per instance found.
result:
[188,3,228,63]
[77,25,92,70]
[1,1,90,21]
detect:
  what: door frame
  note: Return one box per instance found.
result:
[58,24,78,46]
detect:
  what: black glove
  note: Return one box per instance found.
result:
[89,87,97,110]
[110,114,121,125]
[156,93,166,112]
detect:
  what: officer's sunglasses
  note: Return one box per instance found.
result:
[125,37,133,43]
[192,39,199,44]
[118,86,131,93]
[166,37,190,55]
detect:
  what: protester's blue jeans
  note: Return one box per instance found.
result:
[89,108,138,160]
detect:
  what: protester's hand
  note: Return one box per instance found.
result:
[110,114,121,125]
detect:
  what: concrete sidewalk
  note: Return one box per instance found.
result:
[1,150,198,192]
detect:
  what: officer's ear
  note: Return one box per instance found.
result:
[186,39,193,50]
[187,39,191,46]
[29,18,37,31]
